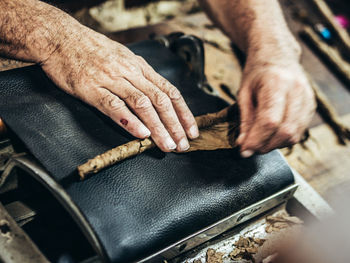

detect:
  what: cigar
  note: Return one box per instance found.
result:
[77,105,234,180]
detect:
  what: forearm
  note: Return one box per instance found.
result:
[199,0,301,64]
[0,0,83,63]
[200,0,315,156]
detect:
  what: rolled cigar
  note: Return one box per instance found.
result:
[77,105,234,180]
[78,138,154,180]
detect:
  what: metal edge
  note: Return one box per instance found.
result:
[5,154,107,263]
[276,151,334,219]
[0,202,49,263]
[292,169,334,219]
[140,183,298,262]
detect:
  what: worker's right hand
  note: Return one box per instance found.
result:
[41,25,199,152]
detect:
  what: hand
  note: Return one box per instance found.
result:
[41,26,199,152]
[236,60,316,157]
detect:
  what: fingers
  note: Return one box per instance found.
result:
[238,75,315,156]
[262,85,315,153]
[261,99,300,153]
[236,84,255,152]
[89,88,151,139]
[45,33,196,153]
[239,84,287,157]
[125,75,190,152]
[137,56,199,140]
[107,78,179,152]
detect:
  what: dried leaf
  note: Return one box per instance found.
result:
[229,236,266,262]
[265,212,303,233]
[206,248,223,263]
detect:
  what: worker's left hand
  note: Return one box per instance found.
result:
[236,60,316,157]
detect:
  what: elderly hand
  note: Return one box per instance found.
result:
[41,26,198,152]
[236,58,316,157]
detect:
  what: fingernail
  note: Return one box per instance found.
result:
[140,126,151,138]
[189,125,199,139]
[166,137,177,150]
[178,138,190,151]
[237,133,246,144]
[241,150,254,158]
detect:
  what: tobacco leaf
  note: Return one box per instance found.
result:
[265,211,303,233]
[229,236,266,263]
[206,248,224,263]
[78,104,239,179]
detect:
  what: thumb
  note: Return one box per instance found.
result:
[236,84,255,147]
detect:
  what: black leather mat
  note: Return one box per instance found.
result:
[0,40,294,262]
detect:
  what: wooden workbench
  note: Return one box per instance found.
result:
[0,0,349,205]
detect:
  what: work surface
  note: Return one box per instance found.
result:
[0,0,349,206]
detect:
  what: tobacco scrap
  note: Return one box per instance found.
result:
[265,211,303,233]
[206,248,223,263]
[229,236,266,262]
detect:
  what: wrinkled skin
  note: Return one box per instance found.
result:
[237,62,316,156]
[199,0,316,157]
[0,0,316,155]
[42,27,199,152]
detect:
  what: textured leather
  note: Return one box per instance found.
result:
[0,40,294,262]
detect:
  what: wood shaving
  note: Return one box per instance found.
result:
[206,248,223,263]
[307,72,350,145]
[265,211,303,233]
[229,236,266,262]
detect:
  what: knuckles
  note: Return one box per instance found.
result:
[288,135,300,145]
[150,123,167,137]
[120,65,142,78]
[167,86,182,101]
[154,91,172,111]
[261,116,280,131]
[129,93,152,110]
[99,94,126,113]
[278,127,299,144]
[125,63,140,74]
[135,55,146,64]
[169,128,186,140]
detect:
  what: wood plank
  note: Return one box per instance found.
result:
[282,114,350,202]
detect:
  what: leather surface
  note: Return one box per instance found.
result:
[0,40,294,262]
